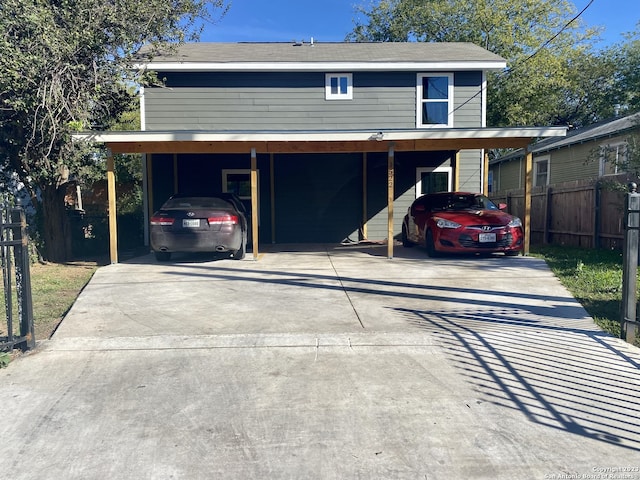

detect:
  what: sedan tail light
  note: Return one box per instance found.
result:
[208,214,239,225]
[150,216,175,226]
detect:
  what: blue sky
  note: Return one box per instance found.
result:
[201,0,638,47]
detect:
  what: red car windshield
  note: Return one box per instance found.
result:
[431,194,499,211]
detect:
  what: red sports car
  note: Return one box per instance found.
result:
[401,192,523,256]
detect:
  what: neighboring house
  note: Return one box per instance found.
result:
[75,41,565,262]
[490,112,640,192]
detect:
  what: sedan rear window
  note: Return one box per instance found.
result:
[163,197,233,210]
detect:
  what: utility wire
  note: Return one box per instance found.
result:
[448,0,596,120]
[504,0,596,75]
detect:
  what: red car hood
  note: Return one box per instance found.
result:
[432,210,516,226]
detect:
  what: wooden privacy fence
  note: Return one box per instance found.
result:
[490,176,636,250]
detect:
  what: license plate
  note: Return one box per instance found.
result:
[479,233,496,243]
[182,219,200,228]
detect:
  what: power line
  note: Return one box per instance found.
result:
[504,0,595,75]
[449,0,596,120]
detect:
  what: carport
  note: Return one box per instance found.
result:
[74,126,566,263]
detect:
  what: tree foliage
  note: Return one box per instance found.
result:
[348,0,609,128]
[0,0,228,261]
[608,26,640,116]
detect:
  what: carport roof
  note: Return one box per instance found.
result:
[73,127,567,154]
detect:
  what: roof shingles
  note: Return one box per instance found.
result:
[143,41,505,65]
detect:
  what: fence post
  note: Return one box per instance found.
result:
[544,186,552,244]
[621,183,639,344]
[1,207,35,352]
[593,181,601,249]
[12,209,35,349]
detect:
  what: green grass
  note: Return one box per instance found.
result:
[2,261,99,346]
[29,262,99,340]
[530,245,639,344]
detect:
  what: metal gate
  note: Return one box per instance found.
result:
[1,207,35,351]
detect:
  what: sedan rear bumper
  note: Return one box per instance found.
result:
[151,229,242,253]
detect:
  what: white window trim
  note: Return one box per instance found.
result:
[416,166,452,198]
[139,86,146,131]
[222,169,260,225]
[416,73,454,128]
[599,141,627,177]
[533,155,550,187]
[325,73,353,100]
[222,169,259,201]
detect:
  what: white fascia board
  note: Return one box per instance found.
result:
[136,61,507,72]
[139,86,146,131]
[73,127,565,144]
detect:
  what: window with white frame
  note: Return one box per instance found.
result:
[417,73,454,128]
[325,73,353,100]
[534,156,550,187]
[222,169,259,200]
[416,166,452,198]
[599,142,628,176]
[222,169,259,224]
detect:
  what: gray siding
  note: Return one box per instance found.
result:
[145,72,414,130]
[144,71,484,131]
[458,150,483,192]
[453,72,483,128]
[451,73,484,192]
[364,151,454,241]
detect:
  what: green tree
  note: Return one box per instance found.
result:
[608,24,640,116]
[348,0,603,127]
[0,0,228,262]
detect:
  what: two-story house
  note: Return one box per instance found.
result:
[75,42,565,262]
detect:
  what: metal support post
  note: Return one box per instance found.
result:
[12,209,35,349]
[621,183,640,344]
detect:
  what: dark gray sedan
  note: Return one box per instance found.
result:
[150,194,247,261]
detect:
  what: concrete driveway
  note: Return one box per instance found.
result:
[2,244,640,479]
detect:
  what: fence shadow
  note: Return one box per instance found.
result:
[394,305,640,452]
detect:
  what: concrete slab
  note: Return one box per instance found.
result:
[2,245,640,479]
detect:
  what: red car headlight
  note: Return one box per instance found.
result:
[508,217,522,228]
[435,217,462,229]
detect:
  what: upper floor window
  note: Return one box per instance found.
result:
[534,156,550,187]
[417,73,454,128]
[599,142,628,176]
[325,73,353,100]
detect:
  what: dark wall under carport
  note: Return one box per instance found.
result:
[149,150,454,245]
[272,153,363,243]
